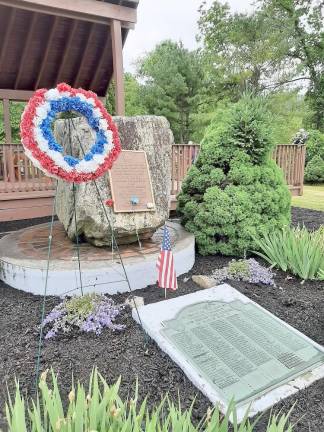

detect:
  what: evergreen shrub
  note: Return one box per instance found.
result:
[178,96,291,256]
[304,155,324,183]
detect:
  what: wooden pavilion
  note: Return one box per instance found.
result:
[0,0,306,222]
[0,0,138,221]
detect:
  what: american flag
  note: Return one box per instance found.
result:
[156,225,178,291]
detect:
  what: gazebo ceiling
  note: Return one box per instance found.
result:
[0,0,138,98]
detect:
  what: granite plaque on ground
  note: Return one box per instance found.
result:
[109,150,155,213]
[132,285,324,421]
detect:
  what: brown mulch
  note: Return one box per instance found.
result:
[0,207,323,431]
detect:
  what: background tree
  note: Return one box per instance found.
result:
[197,1,291,95]
[105,73,147,117]
[198,0,323,130]
[261,0,323,130]
[137,40,203,143]
[0,102,25,143]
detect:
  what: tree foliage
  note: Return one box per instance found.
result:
[261,0,324,130]
[137,40,204,143]
[0,101,25,143]
[304,155,324,183]
[177,95,291,256]
[198,1,290,94]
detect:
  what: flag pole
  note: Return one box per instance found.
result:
[164,221,167,299]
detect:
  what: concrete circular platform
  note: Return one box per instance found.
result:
[0,221,195,296]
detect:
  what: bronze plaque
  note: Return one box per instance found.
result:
[109,150,155,213]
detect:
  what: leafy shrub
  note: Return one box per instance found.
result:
[213,258,275,286]
[318,268,324,280]
[178,95,291,256]
[5,368,293,432]
[304,155,324,183]
[253,226,324,280]
[305,129,324,164]
[42,294,125,339]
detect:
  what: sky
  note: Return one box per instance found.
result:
[123,0,254,72]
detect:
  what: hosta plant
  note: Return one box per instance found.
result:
[5,368,293,432]
[253,226,324,281]
[42,293,125,339]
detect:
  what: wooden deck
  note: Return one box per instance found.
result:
[0,143,306,221]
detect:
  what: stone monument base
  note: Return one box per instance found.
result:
[0,221,194,296]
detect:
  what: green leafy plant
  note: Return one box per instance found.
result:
[5,368,293,432]
[227,260,250,279]
[178,95,291,256]
[304,155,324,183]
[42,294,125,339]
[253,226,324,280]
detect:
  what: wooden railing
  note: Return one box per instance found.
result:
[0,142,305,220]
[170,143,306,198]
[171,144,200,196]
[0,143,55,193]
[272,144,306,196]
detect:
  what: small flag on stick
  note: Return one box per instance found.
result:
[156,225,177,296]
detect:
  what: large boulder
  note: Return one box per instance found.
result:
[55,116,173,246]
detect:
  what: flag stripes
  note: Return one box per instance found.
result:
[156,225,177,291]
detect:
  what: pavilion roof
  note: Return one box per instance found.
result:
[0,0,138,99]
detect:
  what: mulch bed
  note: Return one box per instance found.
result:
[0,207,323,431]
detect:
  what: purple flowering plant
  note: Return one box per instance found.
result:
[42,293,125,340]
[213,258,275,286]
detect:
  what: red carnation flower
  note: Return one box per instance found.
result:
[105,199,114,207]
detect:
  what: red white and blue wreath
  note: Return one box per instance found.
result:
[20,83,121,183]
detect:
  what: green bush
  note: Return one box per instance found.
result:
[253,226,324,280]
[178,95,291,256]
[6,368,293,432]
[305,129,324,164]
[304,155,324,183]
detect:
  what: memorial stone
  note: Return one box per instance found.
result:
[55,116,173,246]
[133,285,324,421]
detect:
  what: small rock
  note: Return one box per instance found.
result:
[192,275,216,289]
[125,296,144,309]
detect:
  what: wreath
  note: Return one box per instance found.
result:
[20,83,121,183]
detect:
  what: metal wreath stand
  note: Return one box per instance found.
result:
[22,88,146,388]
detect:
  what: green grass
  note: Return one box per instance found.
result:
[292,184,324,211]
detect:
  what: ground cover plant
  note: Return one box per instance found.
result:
[253,226,324,281]
[5,368,293,432]
[177,95,291,256]
[42,294,125,339]
[212,259,275,286]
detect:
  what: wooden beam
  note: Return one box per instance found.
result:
[73,23,95,88]
[0,0,137,25]
[0,9,16,71]
[0,89,34,100]
[34,16,59,90]
[54,20,78,85]
[14,13,38,89]
[111,19,125,115]
[89,28,110,90]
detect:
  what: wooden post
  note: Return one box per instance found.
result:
[111,19,125,116]
[2,99,15,183]
[3,99,12,143]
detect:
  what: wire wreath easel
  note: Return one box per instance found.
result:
[19,84,147,388]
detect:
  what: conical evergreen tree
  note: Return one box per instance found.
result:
[178,96,291,256]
